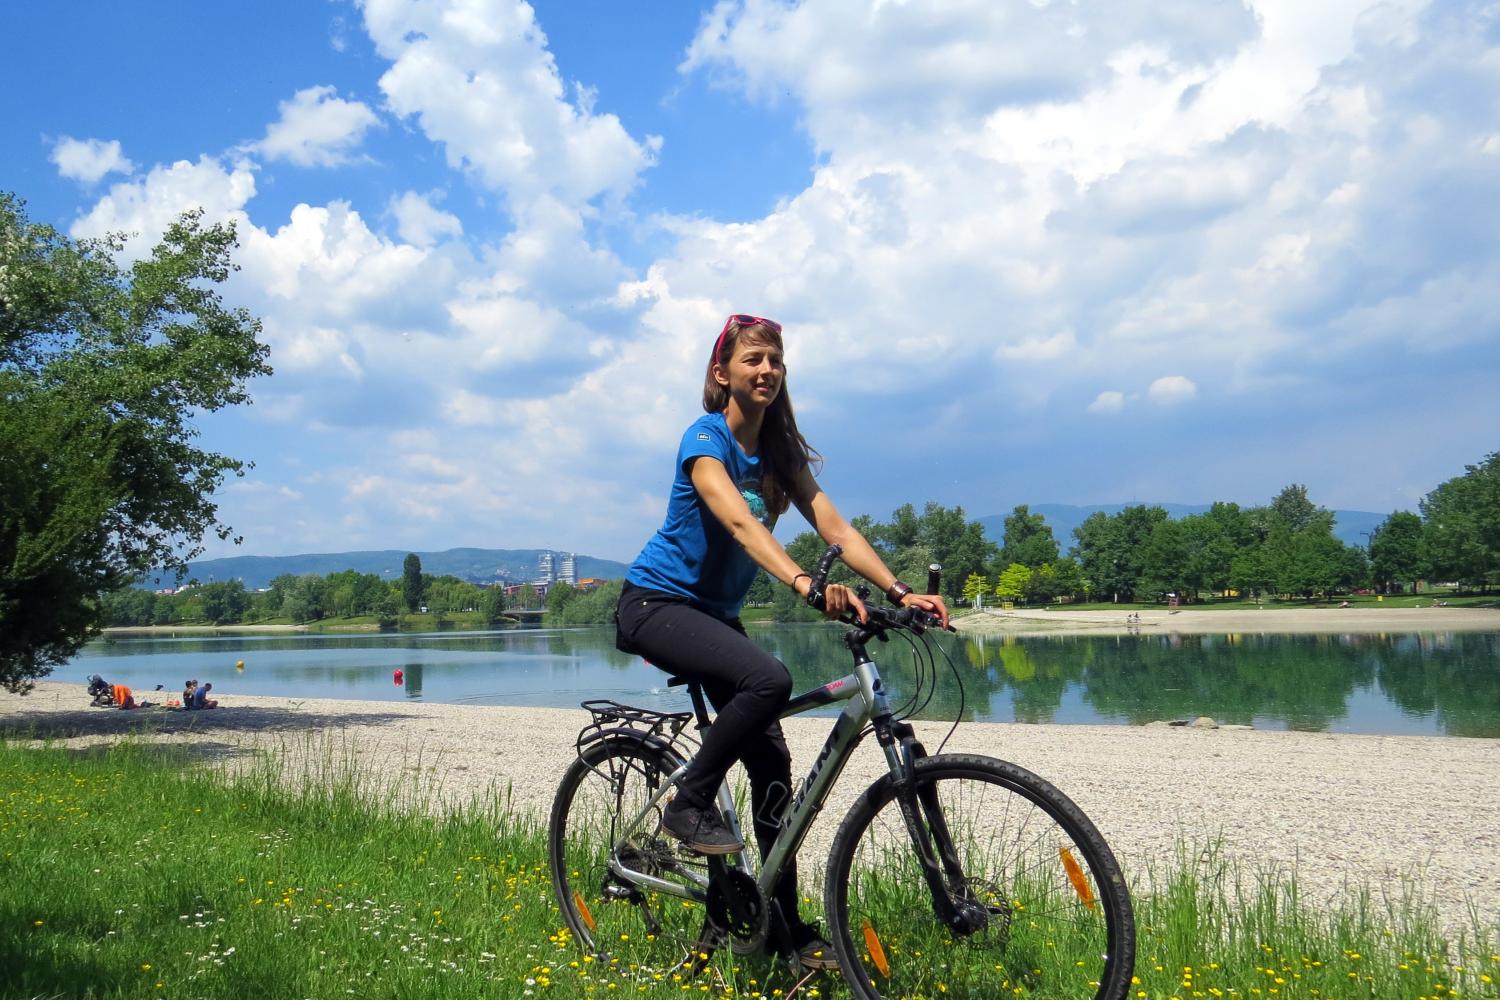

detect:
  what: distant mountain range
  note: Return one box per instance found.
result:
[154,547,631,591]
[975,503,1388,555]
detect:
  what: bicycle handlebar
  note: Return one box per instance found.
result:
[803,544,953,637]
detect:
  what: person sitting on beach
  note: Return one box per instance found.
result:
[88,675,114,707]
[189,681,218,710]
[111,683,141,710]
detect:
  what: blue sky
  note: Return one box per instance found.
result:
[5,0,1497,563]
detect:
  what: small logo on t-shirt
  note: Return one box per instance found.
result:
[697,432,711,441]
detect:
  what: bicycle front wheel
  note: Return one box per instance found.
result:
[548,738,718,981]
[825,754,1135,1000]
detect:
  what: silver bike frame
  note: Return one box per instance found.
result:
[606,656,898,903]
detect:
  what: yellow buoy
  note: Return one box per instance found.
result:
[235,660,245,671]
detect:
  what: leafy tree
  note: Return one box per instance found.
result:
[1141,518,1190,601]
[476,585,504,621]
[1337,543,1370,593]
[1229,545,1278,601]
[994,563,1032,603]
[401,553,424,612]
[0,194,270,692]
[744,571,774,607]
[896,502,996,602]
[1278,531,1363,599]
[1051,557,1086,602]
[999,505,1059,568]
[1023,563,1060,604]
[1205,501,1254,549]
[1421,451,1500,590]
[517,584,538,609]
[1073,505,1166,602]
[546,582,577,615]
[550,580,624,626]
[1268,484,1333,535]
[374,591,400,629]
[197,580,248,625]
[1370,511,1425,593]
[100,587,157,626]
[961,573,989,606]
[873,504,923,552]
[1179,513,1237,597]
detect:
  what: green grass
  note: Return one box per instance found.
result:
[3,738,1496,999]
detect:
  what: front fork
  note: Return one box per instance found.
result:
[876,719,990,936]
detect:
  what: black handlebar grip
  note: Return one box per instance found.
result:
[926,563,942,595]
[815,544,843,583]
[806,544,844,612]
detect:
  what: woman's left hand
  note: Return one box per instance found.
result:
[900,591,950,629]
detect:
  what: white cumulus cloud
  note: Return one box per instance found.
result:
[69,156,257,259]
[361,0,658,209]
[253,85,381,167]
[1148,375,1199,404]
[49,136,134,183]
[389,190,463,246]
[1088,391,1128,414]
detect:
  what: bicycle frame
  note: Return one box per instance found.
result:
[606,647,907,909]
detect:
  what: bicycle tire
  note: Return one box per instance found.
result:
[548,737,720,979]
[825,754,1135,1000]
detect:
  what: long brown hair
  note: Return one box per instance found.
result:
[702,318,821,517]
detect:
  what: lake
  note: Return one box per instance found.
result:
[74,625,1500,738]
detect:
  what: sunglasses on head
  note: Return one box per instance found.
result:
[712,314,783,364]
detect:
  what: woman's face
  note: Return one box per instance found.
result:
[717,333,784,408]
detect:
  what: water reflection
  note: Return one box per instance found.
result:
[77,626,1500,737]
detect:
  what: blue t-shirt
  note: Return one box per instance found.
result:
[627,412,775,618]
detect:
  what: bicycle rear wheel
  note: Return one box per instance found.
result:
[825,754,1135,1000]
[548,738,718,982]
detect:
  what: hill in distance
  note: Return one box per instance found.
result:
[155,547,631,591]
[977,503,1387,554]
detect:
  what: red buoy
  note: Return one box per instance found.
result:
[393,669,404,685]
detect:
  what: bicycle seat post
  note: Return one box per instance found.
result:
[667,675,713,730]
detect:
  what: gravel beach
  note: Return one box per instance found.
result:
[5,674,1498,936]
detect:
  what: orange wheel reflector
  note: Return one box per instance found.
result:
[1060,847,1096,910]
[574,891,598,932]
[862,919,891,977]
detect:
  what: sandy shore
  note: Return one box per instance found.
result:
[4,680,1497,935]
[953,605,1500,636]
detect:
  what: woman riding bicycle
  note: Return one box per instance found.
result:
[615,313,948,969]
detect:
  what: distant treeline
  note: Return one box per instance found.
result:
[101,567,516,627]
[766,450,1500,611]
[103,449,1497,625]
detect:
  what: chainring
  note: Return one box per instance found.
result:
[707,865,769,948]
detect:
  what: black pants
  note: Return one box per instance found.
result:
[616,583,806,923]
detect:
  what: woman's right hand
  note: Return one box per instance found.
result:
[799,577,868,623]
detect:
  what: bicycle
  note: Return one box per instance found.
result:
[548,545,1136,998]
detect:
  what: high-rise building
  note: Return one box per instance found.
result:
[560,552,577,585]
[538,551,556,584]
